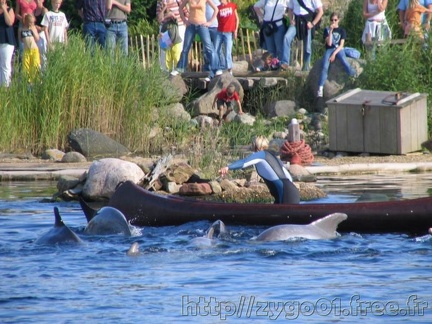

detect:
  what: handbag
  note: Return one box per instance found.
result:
[263,23,275,36]
[259,0,279,37]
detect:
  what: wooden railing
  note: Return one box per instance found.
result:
[129,28,259,70]
[129,28,302,71]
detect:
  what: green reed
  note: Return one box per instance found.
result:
[0,33,178,155]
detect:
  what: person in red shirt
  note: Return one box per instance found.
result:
[212,83,243,125]
[214,0,239,75]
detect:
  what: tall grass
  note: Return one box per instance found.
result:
[0,32,178,155]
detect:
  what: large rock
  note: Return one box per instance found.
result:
[165,103,191,122]
[164,162,195,184]
[264,100,297,118]
[68,128,130,158]
[83,158,144,200]
[307,57,364,101]
[167,75,188,100]
[179,183,212,196]
[189,73,244,116]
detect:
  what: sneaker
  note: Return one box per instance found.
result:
[317,87,323,97]
[204,77,211,82]
[280,63,289,71]
[215,70,223,76]
[170,70,179,76]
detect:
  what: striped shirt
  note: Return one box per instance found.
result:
[156,0,188,26]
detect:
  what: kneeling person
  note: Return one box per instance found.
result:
[212,83,243,125]
[219,136,300,204]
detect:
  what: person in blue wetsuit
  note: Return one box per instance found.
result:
[219,136,300,204]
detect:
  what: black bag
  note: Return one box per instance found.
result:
[263,23,275,36]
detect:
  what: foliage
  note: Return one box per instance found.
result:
[243,71,307,115]
[356,36,432,133]
[0,33,177,155]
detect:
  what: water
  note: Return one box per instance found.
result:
[1,178,432,323]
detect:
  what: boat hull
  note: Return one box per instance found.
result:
[104,181,432,234]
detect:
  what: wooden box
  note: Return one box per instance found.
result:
[326,88,428,154]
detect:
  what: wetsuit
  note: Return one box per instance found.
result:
[228,150,300,204]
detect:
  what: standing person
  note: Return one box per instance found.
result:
[158,2,182,71]
[156,0,187,72]
[317,12,355,98]
[398,0,431,36]
[219,136,300,204]
[361,0,391,45]
[205,0,224,73]
[34,0,47,68]
[281,0,323,71]
[212,82,243,125]
[404,0,432,39]
[214,0,239,75]
[15,0,37,22]
[106,0,130,55]
[15,0,37,59]
[253,0,288,63]
[41,0,68,48]
[19,13,40,83]
[170,0,218,82]
[75,0,112,50]
[0,0,16,87]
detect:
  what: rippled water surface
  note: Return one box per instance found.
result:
[1,178,432,323]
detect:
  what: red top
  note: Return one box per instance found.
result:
[17,0,37,16]
[217,2,237,32]
[216,88,239,102]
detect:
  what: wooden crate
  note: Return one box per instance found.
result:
[326,88,428,154]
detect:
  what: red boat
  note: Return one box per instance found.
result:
[80,181,432,235]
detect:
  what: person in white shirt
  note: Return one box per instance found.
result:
[41,0,69,48]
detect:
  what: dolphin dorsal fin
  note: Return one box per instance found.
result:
[54,207,65,227]
[206,227,215,239]
[311,213,348,233]
[79,197,98,222]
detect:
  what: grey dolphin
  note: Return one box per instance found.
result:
[35,207,83,245]
[255,213,348,241]
[84,206,132,236]
[127,242,141,256]
[190,220,227,247]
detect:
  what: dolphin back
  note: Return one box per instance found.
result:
[35,208,82,245]
[310,213,348,239]
[255,213,348,241]
[84,207,132,236]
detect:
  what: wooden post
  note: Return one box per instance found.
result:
[246,29,253,66]
[140,35,145,68]
[288,118,301,142]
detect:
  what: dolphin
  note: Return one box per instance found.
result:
[255,213,348,242]
[189,220,227,247]
[126,242,141,256]
[35,207,83,245]
[84,206,132,236]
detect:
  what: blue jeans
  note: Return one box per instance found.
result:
[264,22,287,60]
[106,21,128,55]
[318,48,356,86]
[282,25,312,70]
[177,24,215,74]
[205,27,225,71]
[83,22,107,50]
[214,31,233,70]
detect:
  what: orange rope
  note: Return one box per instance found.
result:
[280,140,314,166]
